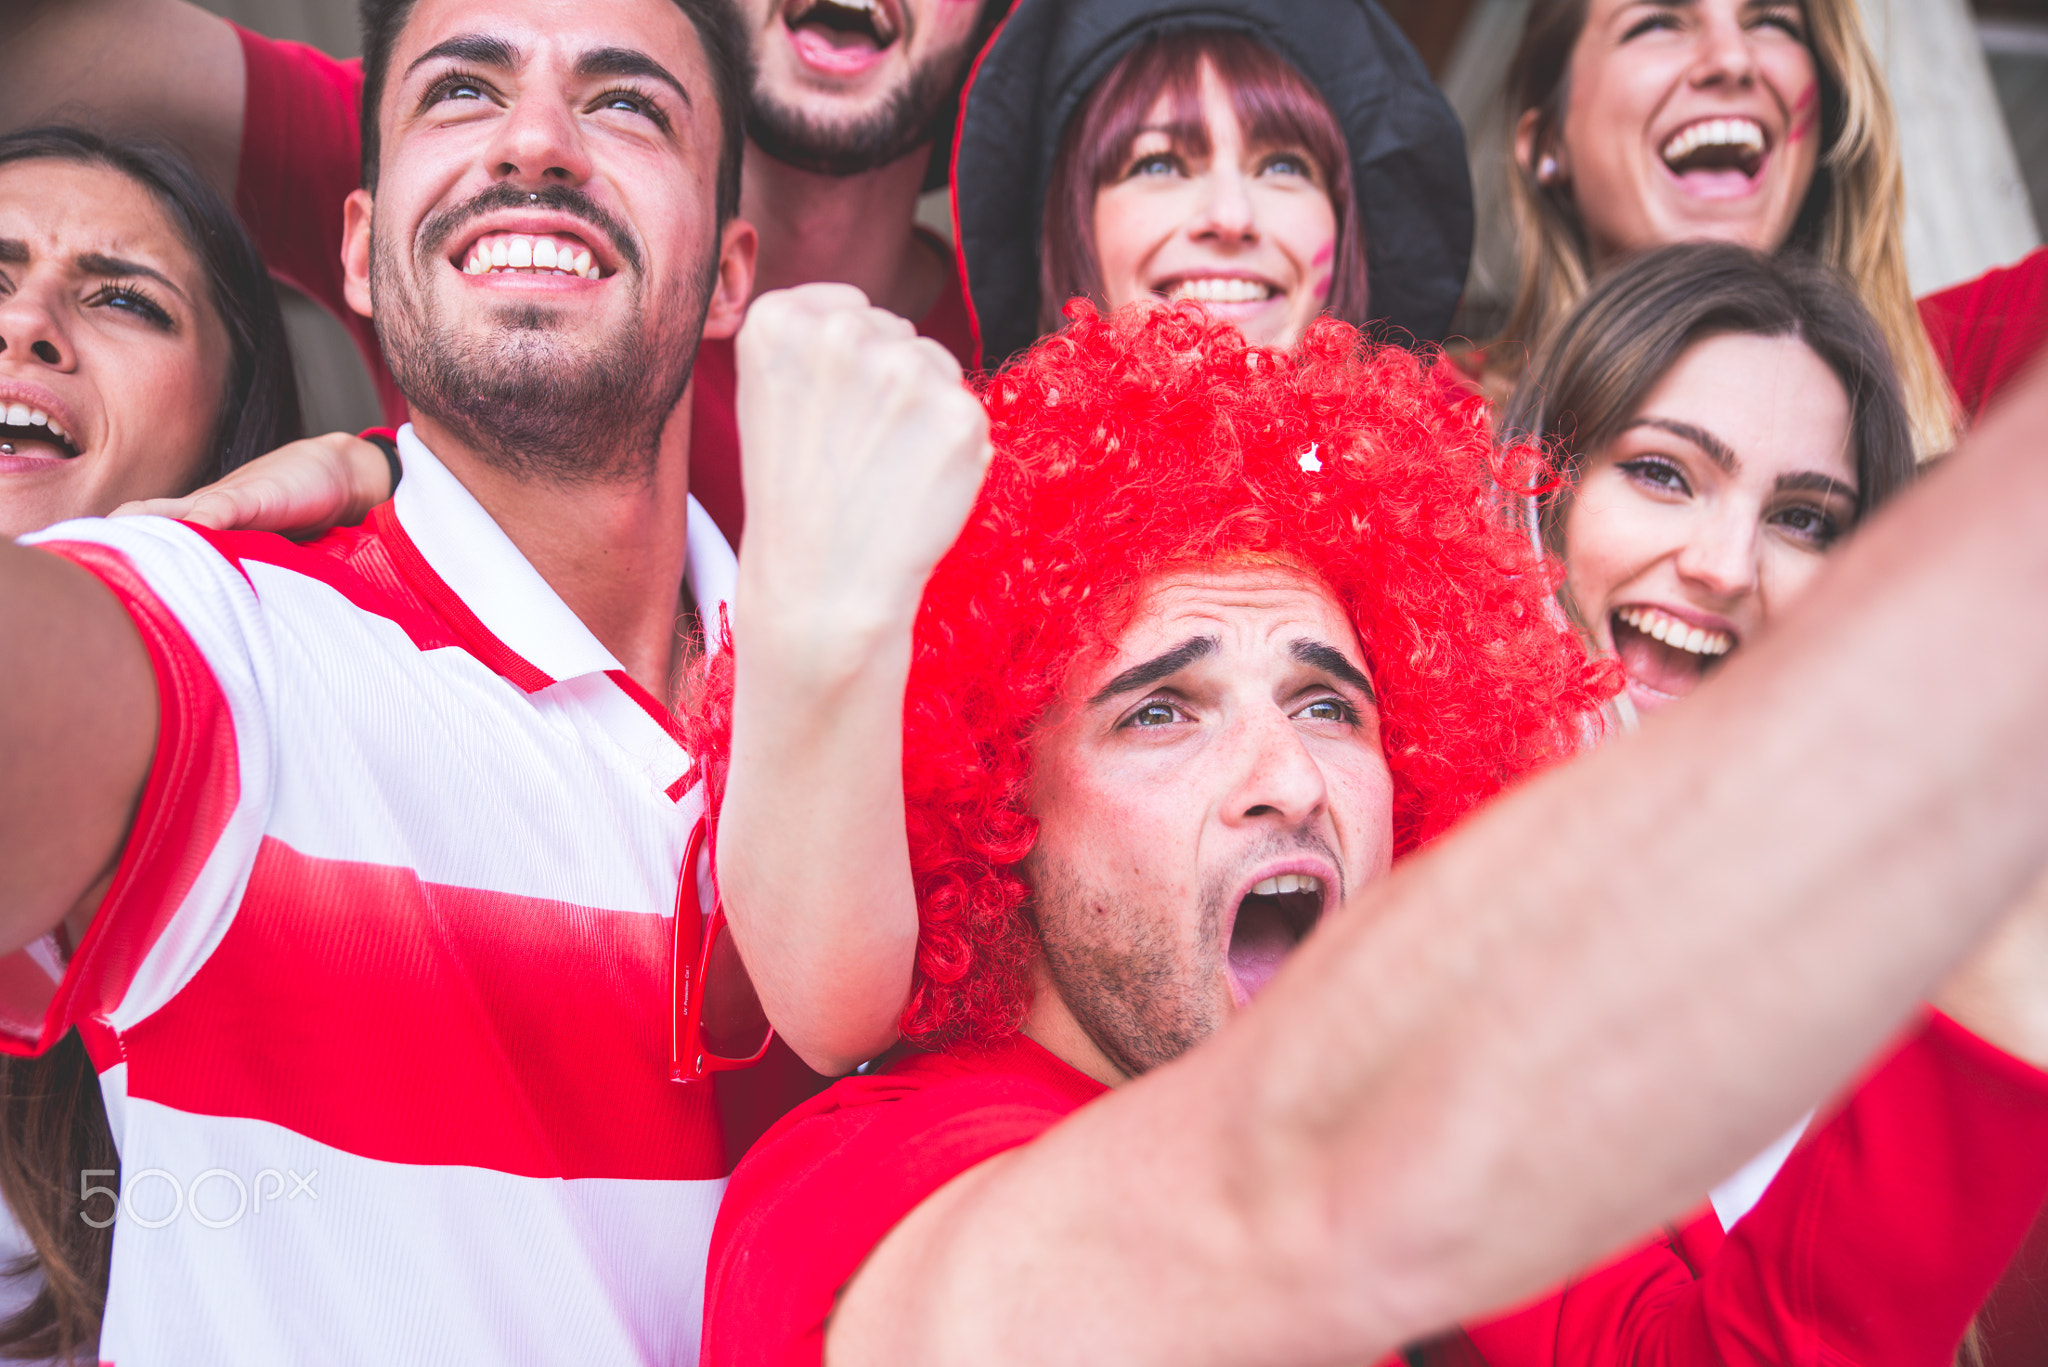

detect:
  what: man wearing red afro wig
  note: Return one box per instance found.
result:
[695,296,2048,1367]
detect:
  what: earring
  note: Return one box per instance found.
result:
[1537,155,1560,185]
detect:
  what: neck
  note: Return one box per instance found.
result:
[740,138,945,321]
[409,401,696,705]
[1021,960,1131,1088]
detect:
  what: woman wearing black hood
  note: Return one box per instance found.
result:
[949,0,1474,368]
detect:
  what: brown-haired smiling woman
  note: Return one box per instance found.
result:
[0,125,302,541]
[952,0,1472,367]
[1500,0,1956,459]
[1506,241,1914,720]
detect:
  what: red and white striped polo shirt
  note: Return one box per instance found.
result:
[8,425,735,1365]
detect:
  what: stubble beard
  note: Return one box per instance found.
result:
[1028,854,1230,1080]
[746,31,971,177]
[372,205,717,486]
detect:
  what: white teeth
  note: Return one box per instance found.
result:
[463,234,604,279]
[1250,874,1324,897]
[1616,606,1734,658]
[5,404,27,426]
[1661,117,1766,165]
[1167,277,1275,305]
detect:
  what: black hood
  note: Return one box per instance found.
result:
[950,0,1473,368]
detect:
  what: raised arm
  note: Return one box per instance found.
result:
[0,0,243,195]
[719,285,991,1076]
[0,541,157,955]
[826,367,2048,1366]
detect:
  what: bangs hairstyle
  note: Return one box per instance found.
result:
[1038,29,1369,338]
[1502,0,1955,459]
[1505,242,1917,546]
[0,126,302,488]
[688,305,1614,1050]
[356,0,748,222]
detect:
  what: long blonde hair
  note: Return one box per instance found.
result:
[1500,0,1958,458]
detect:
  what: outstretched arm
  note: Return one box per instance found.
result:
[719,285,991,1075]
[0,542,157,954]
[825,368,2048,1365]
[0,0,243,195]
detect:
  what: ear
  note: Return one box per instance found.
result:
[342,188,375,320]
[700,216,758,342]
[1515,107,1556,185]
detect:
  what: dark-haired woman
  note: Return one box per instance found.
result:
[951,0,1472,366]
[0,126,302,541]
[1424,243,2048,1367]
[0,123,304,1363]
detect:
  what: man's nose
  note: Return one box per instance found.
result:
[484,82,596,187]
[1221,706,1328,829]
[0,279,75,373]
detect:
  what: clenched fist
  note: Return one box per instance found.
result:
[734,283,991,660]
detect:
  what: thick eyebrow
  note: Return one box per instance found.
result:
[1088,636,1218,706]
[1291,640,1375,702]
[1775,470,1858,503]
[76,252,192,306]
[1627,416,1739,473]
[575,47,691,106]
[405,33,521,82]
[0,238,26,266]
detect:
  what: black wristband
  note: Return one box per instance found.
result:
[363,432,403,501]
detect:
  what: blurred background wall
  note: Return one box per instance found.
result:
[210,0,2048,423]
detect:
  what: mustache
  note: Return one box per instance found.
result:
[418,183,643,277]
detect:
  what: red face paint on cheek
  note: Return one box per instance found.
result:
[1789,85,1819,144]
[1313,273,1333,301]
[1311,241,1335,269]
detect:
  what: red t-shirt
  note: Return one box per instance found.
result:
[232,26,975,548]
[702,1033,1104,1367]
[704,1014,2048,1367]
[1919,247,2048,428]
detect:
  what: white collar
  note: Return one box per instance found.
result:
[391,424,735,684]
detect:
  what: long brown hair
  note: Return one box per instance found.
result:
[0,1031,117,1364]
[1038,29,1370,338]
[1500,0,1957,459]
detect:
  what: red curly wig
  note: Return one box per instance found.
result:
[688,304,1615,1050]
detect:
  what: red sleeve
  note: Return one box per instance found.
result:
[0,541,240,1056]
[1918,248,2048,428]
[233,25,406,425]
[1457,1012,2048,1367]
[702,1046,1099,1367]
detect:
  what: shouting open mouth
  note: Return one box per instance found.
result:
[1227,871,1327,1003]
[783,0,901,75]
